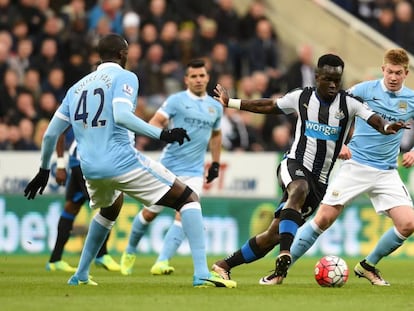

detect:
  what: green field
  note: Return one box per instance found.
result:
[0,255,412,311]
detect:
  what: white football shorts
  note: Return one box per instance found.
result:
[322,159,413,214]
[86,156,176,210]
[145,176,203,213]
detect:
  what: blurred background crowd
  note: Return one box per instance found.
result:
[0,0,413,153]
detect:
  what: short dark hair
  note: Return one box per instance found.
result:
[97,34,128,59]
[187,59,205,69]
[317,54,345,70]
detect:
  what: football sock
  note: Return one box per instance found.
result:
[126,210,149,254]
[365,227,406,265]
[238,237,273,264]
[49,211,75,262]
[291,219,324,264]
[75,214,115,280]
[96,234,110,258]
[179,202,209,278]
[156,220,185,262]
[279,208,303,252]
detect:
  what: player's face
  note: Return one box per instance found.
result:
[184,66,209,96]
[382,63,408,92]
[315,69,342,103]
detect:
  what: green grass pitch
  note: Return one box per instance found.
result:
[0,255,413,311]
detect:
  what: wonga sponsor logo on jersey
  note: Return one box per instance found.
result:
[304,120,341,141]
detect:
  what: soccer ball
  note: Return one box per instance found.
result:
[314,255,349,287]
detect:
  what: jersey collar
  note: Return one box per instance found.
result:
[96,62,122,71]
[186,89,207,100]
[380,78,403,96]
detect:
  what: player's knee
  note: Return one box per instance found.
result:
[142,208,158,221]
[173,186,197,211]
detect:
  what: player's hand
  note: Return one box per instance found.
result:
[338,145,352,160]
[384,121,410,134]
[160,128,191,145]
[55,168,67,186]
[206,162,220,183]
[213,84,229,107]
[402,150,414,168]
[24,168,50,200]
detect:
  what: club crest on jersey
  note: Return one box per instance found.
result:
[122,84,134,96]
[334,110,345,120]
[208,107,215,115]
[295,169,305,177]
[398,101,407,113]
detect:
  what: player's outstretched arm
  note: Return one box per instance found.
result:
[113,101,190,145]
[213,84,281,114]
[367,114,410,135]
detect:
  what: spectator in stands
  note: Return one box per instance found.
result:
[122,11,140,44]
[137,43,167,115]
[265,122,292,152]
[282,43,315,92]
[8,38,34,84]
[87,0,123,34]
[177,21,198,66]
[370,4,396,41]
[0,123,9,150]
[0,32,10,81]
[239,0,266,42]
[246,18,281,82]
[10,19,29,52]
[38,91,58,120]
[23,68,42,102]
[16,0,46,36]
[0,68,24,123]
[139,22,159,57]
[126,42,142,74]
[0,0,19,31]
[207,42,234,94]
[42,67,66,102]
[31,38,63,83]
[9,89,39,125]
[196,18,219,56]
[63,48,90,89]
[16,118,38,150]
[394,0,414,54]
[211,0,242,79]
[87,15,113,49]
[140,0,176,33]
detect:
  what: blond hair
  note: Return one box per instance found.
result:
[383,48,409,70]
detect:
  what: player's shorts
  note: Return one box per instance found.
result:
[66,165,89,204]
[275,158,328,221]
[322,159,413,214]
[86,156,176,210]
[145,176,203,213]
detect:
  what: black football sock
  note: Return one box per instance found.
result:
[49,216,74,262]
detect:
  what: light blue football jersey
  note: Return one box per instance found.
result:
[57,63,141,179]
[158,90,223,176]
[348,79,414,170]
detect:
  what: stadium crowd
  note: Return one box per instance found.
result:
[0,0,413,153]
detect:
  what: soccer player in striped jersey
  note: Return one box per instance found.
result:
[211,53,408,285]
[24,34,236,288]
[290,48,414,286]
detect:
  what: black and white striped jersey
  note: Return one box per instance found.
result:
[275,87,374,184]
